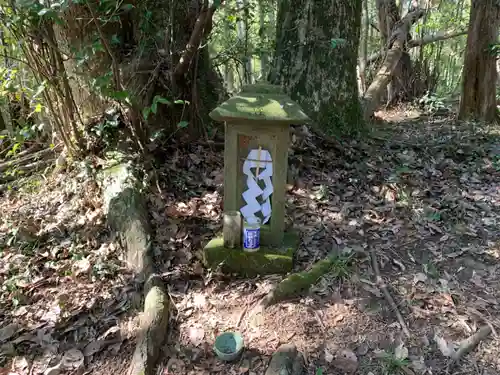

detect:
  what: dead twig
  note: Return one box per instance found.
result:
[451,325,492,365]
[370,249,410,338]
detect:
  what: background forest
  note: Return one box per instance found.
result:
[1,1,500,375]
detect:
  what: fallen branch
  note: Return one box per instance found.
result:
[0,147,57,172]
[0,158,54,182]
[370,249,410,338]
[451,325,492,364]
[0,143,38,160]
[362,8,425,120]
[366,29,466,65]
[408,30,467,48]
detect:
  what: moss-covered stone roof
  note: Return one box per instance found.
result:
[210,83,310,124]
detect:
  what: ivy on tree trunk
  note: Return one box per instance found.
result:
[269,0,363,136]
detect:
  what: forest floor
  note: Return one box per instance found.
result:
[2,105,500,375]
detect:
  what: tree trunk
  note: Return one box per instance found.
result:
[237,0,252,85]
[258,0,269,79]
[57,0,222,140]
[358,0,369,94]
[270,0,363,136]
[377,0,416,105]
[458,0,500,123]
[363,8,425,120]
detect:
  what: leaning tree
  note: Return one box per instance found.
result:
[458,0,500,123]
[269,0,363,136]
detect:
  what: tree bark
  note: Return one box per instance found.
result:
[458,0,500,123]
[362,8,425,120]
[57,0,222,139]
[377,0,416,105]
[358,0,369,94]
[237,0,252,85]
[258,0,270,79]
[270,0,363,136]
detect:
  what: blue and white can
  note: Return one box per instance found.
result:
[243,216,261,252]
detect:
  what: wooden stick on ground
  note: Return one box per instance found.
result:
[451,325,492,365]
[370,249,410,338]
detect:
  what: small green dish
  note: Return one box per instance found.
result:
[214,332,244,361]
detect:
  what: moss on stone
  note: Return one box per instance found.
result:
[240,83,285,95]
[209,83,310,124]
[261,254,338,307]
[101,163,153,279]
[203,231,299,277]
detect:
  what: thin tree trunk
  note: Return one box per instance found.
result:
[458,0,500,122]
[359,0,369,94]
[258,0,269,79]
[236,0,252,84]
[224,2,235,92]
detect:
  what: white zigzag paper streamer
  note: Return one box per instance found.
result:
[240,149,273,224]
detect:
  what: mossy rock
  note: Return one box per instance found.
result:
[203,231,299,277]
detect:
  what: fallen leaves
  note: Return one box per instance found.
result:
[0,324,19,343]
[0,166,133,374]
[434,333,455,357]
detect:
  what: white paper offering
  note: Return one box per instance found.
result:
[241,149,273,224]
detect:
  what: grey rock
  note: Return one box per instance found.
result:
[265,344,305,375]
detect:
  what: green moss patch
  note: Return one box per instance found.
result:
[209,83,310,124]
[203,231,299,277]
[259,253,346,308]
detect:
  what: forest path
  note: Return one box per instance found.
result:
[151,108,500,375]
[1,107,500,375]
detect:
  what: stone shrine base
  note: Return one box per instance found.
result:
[203,231,299,277]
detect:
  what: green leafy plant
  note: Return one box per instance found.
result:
[329,251,354,279]
[418,91,448,113]
[378,350,410,374]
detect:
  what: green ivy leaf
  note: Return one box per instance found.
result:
[151,101,158,114]
[111,34,120,45]
[109,90,128,101]
[155,96,172,105]
[142,107,151,120]
[177,120,189,128]
[174,99,189,105]
[330,38,347,48]
[38,8,53,16]
[121,3,135,11]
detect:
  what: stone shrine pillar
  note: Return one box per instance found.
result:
[203,83,310,276]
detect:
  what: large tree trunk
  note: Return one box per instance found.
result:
[57,1,222,140]
[270,0,363,136]
[458,0,500,123]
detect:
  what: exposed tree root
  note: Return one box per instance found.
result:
[252,253,340,315]
[451,325,492,366]
[370,249,410,338]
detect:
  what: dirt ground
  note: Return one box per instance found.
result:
[2,107,500,375]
